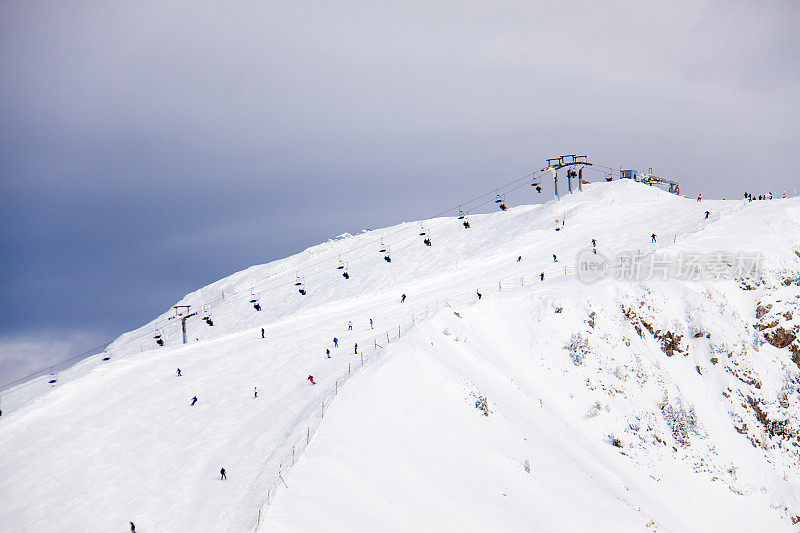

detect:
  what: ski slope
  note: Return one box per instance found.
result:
[2,180,800,532]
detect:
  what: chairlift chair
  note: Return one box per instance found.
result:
[337,255,345,269]
[495,192,502,204]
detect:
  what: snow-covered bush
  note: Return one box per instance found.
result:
[566,332,590,365]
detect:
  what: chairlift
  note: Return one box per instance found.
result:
[295,274,303,286]
[337,255,345,269]
[458,206,465,220]
[48,375,57,384]
[495,193,502,204]
[379,240,387,253]
[419,225,427,236]
[102,356,110,361]
[154,332,164,346]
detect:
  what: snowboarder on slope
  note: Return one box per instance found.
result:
[354,343,358,354]
[651,233,657,243]
[705,211,709,219]
[540,272,545,281]
[348,321,353,331]
[591,239,596,248]
[261,328,265,339]
[190,396,198,406]
[401,293,406,303]
[130,522,135,532]
[326,348,331,358]
[308,375,316,385]
[553,254,557,262]
[370,318,373,329]
[254,387,258,398]
[517,256,522,262]
[333,337,338,347]
[477,290,482,300]
[177,368,181,377]
[220,467,226,480]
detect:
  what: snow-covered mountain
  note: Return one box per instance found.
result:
[2,179,800,532]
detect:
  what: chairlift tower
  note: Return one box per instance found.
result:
[543,155,593,199]
[173,305,198,344]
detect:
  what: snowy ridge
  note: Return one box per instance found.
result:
[3,180,800,532]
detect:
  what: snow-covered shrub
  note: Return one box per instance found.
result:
[566,333,590,365]
[474,394,490,416]
[659,393,698,446]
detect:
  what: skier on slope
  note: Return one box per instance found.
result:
[651,233,657,243]
[220,467,226,480]
[354,343,358,354]
[130,522,135,532]
[348,321,353,331]
[401,293,406,303]
[190,396,198,406]
[591,239,596,248]
[308,375,316,385]
[370,318,373,329]
[540,272,545,281]
[177,368,181,377]
[333,337,338,347]
[517,256,522,262]
[326,348,331,358]
[477,290,482,300]
[553,254,557,262]
[254,387,258,398]
[705,211,710,219]
[261,328,265,339]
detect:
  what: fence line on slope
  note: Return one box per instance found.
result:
[250,270,577,530]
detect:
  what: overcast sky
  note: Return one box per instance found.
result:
[1,0,798,385]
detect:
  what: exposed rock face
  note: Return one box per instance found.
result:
[764,328,797,349]
[755,295,800,367]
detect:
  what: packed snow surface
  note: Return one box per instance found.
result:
[2,180,800,532]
